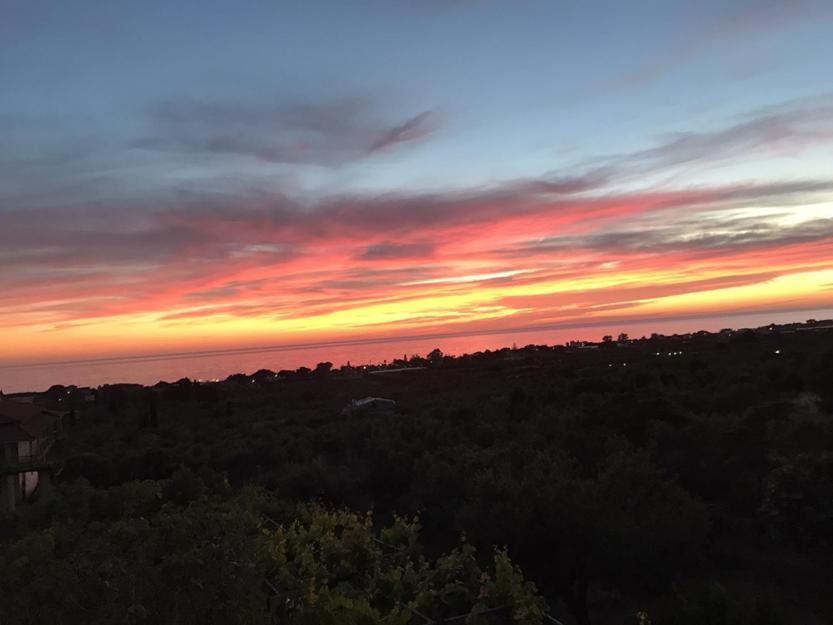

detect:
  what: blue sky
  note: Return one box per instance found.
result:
[2,0,833,363]
[4,0,832,196]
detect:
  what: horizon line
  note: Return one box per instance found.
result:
[2,304,830,372]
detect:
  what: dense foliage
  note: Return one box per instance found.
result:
[0,488,544,625]
[3,324,832,623]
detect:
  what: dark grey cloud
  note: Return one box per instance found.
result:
[630,104,833,170]
[367,111,439,153]
[452,97,833,203]
[586,100,833,179]
[514,215,833,258]
[358,242,436,260]
[139,169,605,250]
[247,177,831,241]
[136,97,439,166]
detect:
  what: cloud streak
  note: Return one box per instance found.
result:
[135,97,439,166]
[585,99,833,179]
[2,173,831,335]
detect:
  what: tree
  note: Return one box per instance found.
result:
[266,505,547,624]
[428,348,444,366]
[457,448,708,625]
[0,497,268,625]
[0,497,548,625]
[314,361,333,375]
[761,452,833,548]
[806,346,833,410]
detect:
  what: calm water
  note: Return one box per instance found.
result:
[2,308,830,393]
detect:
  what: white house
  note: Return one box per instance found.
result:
[341,397,397,417]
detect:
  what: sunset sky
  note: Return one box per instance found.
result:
[2,0,833,365]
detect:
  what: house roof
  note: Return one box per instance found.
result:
[0,400,61,442]
[353,397,396,407]
[340,396,398,416]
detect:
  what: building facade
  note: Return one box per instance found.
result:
[0,399,63,513]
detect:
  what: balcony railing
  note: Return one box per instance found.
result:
[0,436,57,474]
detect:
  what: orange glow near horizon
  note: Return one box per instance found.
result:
[3,182,833,365]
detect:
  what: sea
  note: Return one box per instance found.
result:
[2,308,831,394]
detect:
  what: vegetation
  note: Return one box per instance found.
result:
[2,323,833,623]
[0,489,543,625]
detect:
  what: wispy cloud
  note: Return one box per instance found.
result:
[512,214,833,257]
[587,99,833,179]
[367,110,439,153]
[135,97,439,166]
[358,242,436,260]
[403,269,537,286]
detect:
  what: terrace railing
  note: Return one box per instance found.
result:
[0,435,57,474]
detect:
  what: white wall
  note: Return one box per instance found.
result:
[18,471,39,499]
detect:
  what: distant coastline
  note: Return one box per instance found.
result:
[3,311,831,396]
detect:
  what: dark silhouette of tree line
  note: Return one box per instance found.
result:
[2,324,833,624]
